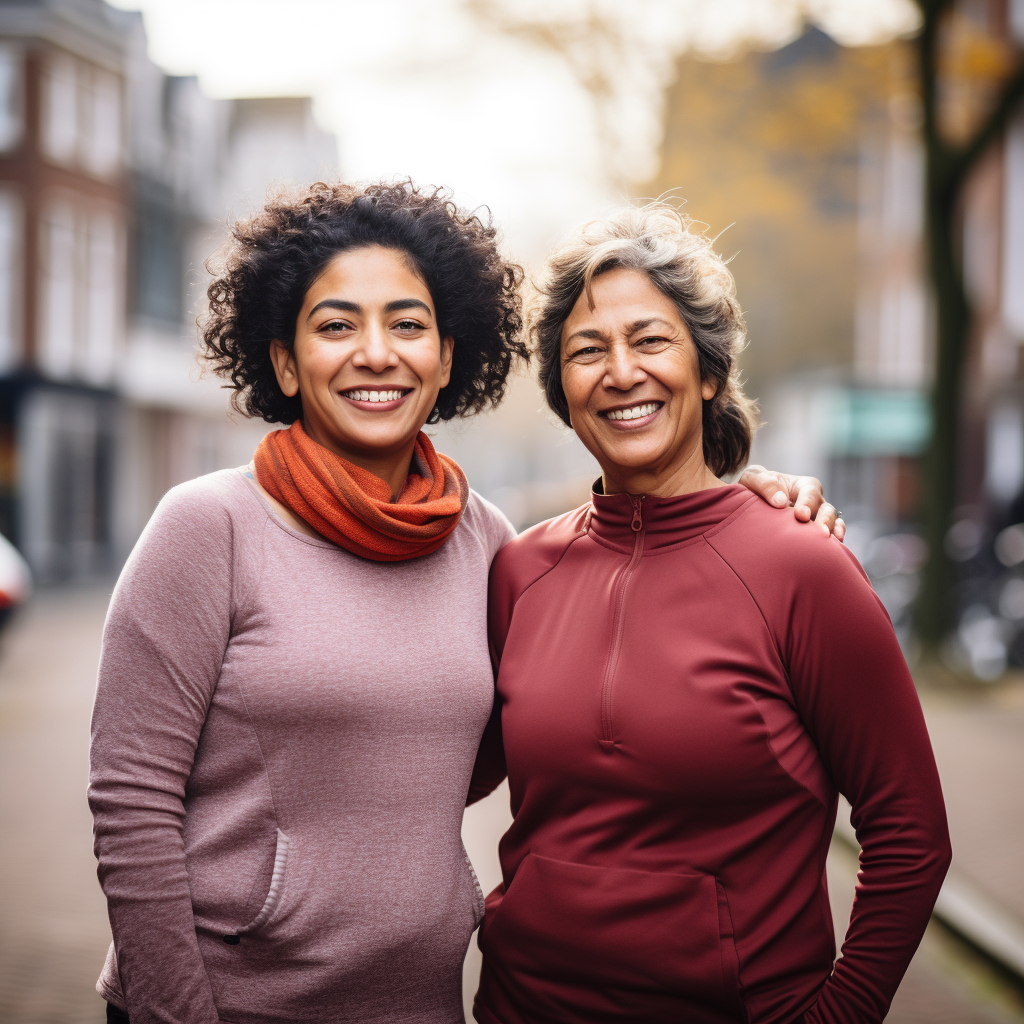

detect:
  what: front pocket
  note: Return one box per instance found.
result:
[462,844,486,927]
[235,829,290,935]
[481,853,742,1016]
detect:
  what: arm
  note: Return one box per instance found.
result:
[466,546,518,805]
[466,498,519,805]
[89,485,234,1024]
[738,465,846,541]
[468,701,506,805]
[779,543,950,1023]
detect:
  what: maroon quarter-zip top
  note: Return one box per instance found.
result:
[471,484,950,1024]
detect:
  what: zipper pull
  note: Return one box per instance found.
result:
[630,496,644,532]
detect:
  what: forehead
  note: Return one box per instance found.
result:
[562,268,681,335]
[302,246,433,310]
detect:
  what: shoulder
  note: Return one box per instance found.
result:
[487,502,590,651]
[459,490,517,563]
[136,469,257,558]
[706,496,875,612]
[491,502,590,598]
[112,471,254,619]
[157,467,252,518]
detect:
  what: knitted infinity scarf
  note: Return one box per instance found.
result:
[253,420,469,561]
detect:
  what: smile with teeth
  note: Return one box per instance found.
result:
[340,388,410,403]
[603,402,662,421]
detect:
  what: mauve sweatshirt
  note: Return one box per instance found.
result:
[471,485,951,1024]
[89,467,514,1024]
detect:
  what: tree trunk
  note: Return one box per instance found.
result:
[916,175,970,645]
[912,1,1024,649]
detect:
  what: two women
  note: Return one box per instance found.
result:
[90,181,871,1024]
[470,205,951,1023]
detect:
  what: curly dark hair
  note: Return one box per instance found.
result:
[201,180,528,424]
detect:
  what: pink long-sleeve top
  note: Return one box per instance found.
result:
[470,484,951,1024]
[89,467,514,1024]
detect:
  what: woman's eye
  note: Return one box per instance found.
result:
[321,319,350,334]
[394,319,423,332]
[571,346,601,359]
[639,336,665,347]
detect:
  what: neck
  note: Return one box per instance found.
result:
[302,418,415,501]
[601,440,721,498]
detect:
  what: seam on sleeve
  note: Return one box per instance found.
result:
[701,534,785,664]
[512,524,589,607]
[230,669,284,831]
[232,506,282,829]
[703,535,835,810]
[461,496,501,567]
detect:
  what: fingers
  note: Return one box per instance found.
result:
[791,476,824,523]
[737,465,791,508]
[738,468,844,540]
[812,501,838,537]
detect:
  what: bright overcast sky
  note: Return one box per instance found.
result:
[108,0,920,264]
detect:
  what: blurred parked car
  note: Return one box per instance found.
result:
[0,532,31,631]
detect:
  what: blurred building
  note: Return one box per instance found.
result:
[0,0,336,582]
[647,4,1024,653]
[646,26,930,535]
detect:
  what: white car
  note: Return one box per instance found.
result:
[0,531,31,628]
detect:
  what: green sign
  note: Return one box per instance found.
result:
[820,389,931,456]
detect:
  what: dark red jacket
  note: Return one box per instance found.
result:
[470,485,950,1024]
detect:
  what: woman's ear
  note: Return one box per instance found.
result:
[701,378,717,401]
[269,340,299,397]
[438,336,455,389]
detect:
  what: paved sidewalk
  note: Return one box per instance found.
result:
[921,681,1024,924]
[1,587,1022,1023]
[0,587,113,1024]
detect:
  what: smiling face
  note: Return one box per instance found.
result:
[270,245,453,493]
[560,267,719,497]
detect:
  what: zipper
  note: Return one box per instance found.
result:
[599,495,644,748]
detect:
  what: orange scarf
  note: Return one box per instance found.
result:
[254,421,469,561]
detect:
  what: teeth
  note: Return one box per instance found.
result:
[343,389,405,403]
[606,403,659,421]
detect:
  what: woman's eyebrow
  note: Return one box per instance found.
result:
[307,299,360,319]
[383,299,432,316]
[564,327,605,344]
[626,317,671,334]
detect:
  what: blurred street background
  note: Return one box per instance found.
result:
[1,0,1023,1020]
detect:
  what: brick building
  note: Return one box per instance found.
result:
[0,0,336,582]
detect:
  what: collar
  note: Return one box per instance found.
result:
[586,480,755,554]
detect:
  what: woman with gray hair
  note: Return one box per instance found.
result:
[468,203,950,1024]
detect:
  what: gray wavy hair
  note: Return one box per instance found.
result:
[533,202,759,477]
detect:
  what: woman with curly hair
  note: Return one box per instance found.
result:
[89,182,836,1024]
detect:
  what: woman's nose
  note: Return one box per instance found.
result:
[352,323,399,372]
[603,344,645,391]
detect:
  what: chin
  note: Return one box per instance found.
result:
[600,439,669,466]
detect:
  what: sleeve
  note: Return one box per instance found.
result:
[776,540,952,1024]
[88,483,236,1024]
[471,491,517,563]
[467,512,588,806]
[466,542,519,805]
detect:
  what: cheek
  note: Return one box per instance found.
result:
[663,350,704,399]
[294,336,341,379]
[408,340,445,383]
[559,365,592,419]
